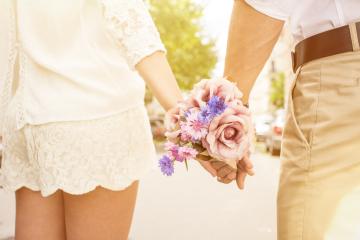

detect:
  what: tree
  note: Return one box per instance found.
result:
[269,71,285,109]
[147,0,218,90]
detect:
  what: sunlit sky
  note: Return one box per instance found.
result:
[196,0,234,76]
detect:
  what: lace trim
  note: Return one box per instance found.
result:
[0,150,147,196]
[0,106,156,197]
[101,0,166,69]
[0,150,148,196]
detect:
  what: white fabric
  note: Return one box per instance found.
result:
[245,0,360,44]
[0,92,157,197]
[0,0,166,135]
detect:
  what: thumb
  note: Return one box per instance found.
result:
[240,155,255,176]
[236,169,247,190]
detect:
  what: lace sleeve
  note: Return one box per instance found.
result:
[102,0,166,69]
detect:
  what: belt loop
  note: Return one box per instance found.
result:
[349,22,360,51]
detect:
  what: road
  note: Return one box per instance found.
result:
[0,148,280,240]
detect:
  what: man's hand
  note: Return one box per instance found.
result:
[198,153,254,189]
[212,153,254,188]
[235,154,254,189]
[197,159,237,183]
[210,161,237,184]
[198,160,217,178]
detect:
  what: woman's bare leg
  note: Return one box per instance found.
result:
[63,181,139,240]
[15,188,66,240]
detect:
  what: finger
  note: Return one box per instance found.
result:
[240,161,255,176]
[217,177,232,184]
[210,161,228,171]
[236,170,247,190]
[238,157,255,176]
[217,165,236,179]
[199,161,217,177]
[242,154,253,170]
[226,171,237,181]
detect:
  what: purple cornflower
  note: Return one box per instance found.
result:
[198,96,227,124]
[208,96,227,116]
[159,155,174,176]
[199,105,212,123]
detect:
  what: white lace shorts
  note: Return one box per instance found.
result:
[0,102,157,197]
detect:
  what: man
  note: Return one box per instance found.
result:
[211,0,360,239]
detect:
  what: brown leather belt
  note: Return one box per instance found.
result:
[292,22,360,73]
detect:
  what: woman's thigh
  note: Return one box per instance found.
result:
[63,181,139,240]
[15,188,66,240]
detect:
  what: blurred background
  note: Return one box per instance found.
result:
[0,0,294,239]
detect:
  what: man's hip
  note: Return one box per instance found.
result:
[277,51,360,240]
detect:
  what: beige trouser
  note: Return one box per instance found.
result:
[278,48,360,239]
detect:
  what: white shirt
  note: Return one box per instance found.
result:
[0,0,165,134]
[245,0,360,44]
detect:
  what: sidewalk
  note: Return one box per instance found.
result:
[0,190,15,239]
[0,151,279,240]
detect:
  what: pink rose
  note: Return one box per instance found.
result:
[187,77,243,108]
[202,104,252,168]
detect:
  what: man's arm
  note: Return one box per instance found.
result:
[213,1,285,187]
[224,0,285,104]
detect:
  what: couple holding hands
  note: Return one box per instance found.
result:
[0,0,359,239]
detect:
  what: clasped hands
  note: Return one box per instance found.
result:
[198,153,254,189]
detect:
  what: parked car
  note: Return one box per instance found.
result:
[265,109,285,156]
[254,114,273,142]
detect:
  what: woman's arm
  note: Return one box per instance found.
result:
[102,0,183,110]
[136,52,218,177]
[135,52,183,111]
[224,0,284,104]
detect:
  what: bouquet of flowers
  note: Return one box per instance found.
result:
[159,77,253,176]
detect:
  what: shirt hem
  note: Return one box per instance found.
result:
[244,0,289,21]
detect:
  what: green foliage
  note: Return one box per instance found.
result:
[147,0,218,90]
[269,72,285,109]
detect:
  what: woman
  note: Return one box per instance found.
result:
[0,0,184,239]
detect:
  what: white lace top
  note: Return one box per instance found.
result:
[0,0,166,135]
